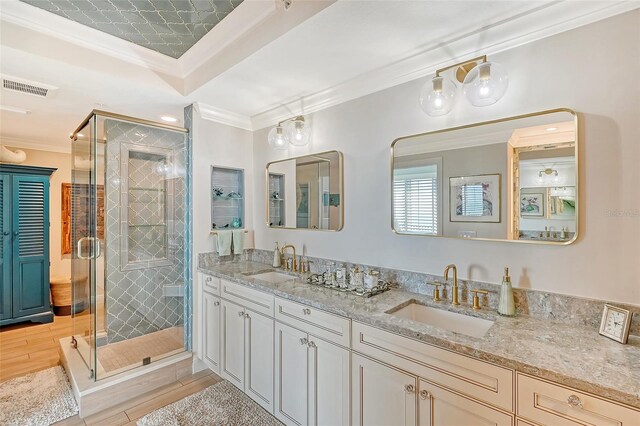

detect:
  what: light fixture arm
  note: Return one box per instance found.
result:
[277,115,305,127]
[435,55,488,82]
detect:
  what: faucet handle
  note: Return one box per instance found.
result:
[427,281,443,302]
[469,289,489,310]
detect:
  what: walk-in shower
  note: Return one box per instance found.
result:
[70,111,190,380]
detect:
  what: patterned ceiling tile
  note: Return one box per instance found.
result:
[20,0,244,58]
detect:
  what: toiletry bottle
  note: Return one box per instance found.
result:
[498,267,516,317]
[272,242,281,268]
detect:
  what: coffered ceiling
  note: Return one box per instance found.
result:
[19,0,244,58]
[1,0,638,152]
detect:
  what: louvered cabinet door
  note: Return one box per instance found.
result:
[11,175,50,318]
[0,174,11,320]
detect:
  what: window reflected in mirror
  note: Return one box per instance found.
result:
[267,151,343,231]
[392,110,577,244]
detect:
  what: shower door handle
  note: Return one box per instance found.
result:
[77,237,101,260]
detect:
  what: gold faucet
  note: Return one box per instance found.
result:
[444,264,459,305]
[281,244,297,272]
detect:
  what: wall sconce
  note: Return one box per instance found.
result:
[537,168,559,184]
[268,115,310,150]
[419,55,509,117]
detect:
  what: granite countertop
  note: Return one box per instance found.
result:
[199,261,640,410]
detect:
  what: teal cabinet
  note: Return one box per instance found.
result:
[0,164,56,326]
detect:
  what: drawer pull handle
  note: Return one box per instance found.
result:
[300,337,308,345]
[567,395,583,409]
[419,390,431,400]
[213,301,220,306]
[302,308,311,315]
[405,384,415,393]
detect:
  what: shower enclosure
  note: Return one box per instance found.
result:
[70,111,190,380]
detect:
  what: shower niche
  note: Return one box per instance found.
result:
[120,144,174,270]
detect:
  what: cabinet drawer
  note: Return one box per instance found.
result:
[275,297,350,347]
[517,374,640,426]
[352,321,514,412]
[220,279,274,317]
[202,274,220,295]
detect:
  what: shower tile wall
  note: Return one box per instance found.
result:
[104,120,186,344]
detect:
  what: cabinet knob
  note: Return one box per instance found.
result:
[238,310,245,317]
[405,384,415,393]
[308,341,316,348]
[205,277,212,283]
[244,313,250,319]
[302,308,311,315]
[419,389,431,400]
[2,231,9,236]
[213,301,220,306]
[567,395,583,409]
[300,337,308,345]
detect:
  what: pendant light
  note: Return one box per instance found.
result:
[268,115,310,150]
[268,125,289,150]
[419,55,508,117]
[284,116,310,147]
[462,61,509,106]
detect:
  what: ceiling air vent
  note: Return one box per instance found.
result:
[1,76,57,98]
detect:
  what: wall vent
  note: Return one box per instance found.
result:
[1,76,57,98]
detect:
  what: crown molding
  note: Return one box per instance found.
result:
[250,1,640,130]
[0,0,179,77]
[195,102,253,131]
[1,136,71,154]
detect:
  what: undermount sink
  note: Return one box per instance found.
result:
[388,302,494,338]
[247,271,296,284]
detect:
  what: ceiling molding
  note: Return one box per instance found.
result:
[195,102,253,131]
[1,136,71,154]
[250,1,639,130]
[0,0,179,77]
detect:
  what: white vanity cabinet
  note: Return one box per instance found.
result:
[275,314,350,426]
[201,274,221,373]
[217,281,275,414]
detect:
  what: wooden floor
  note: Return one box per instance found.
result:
[0,314,72,382]
[54,369,222,426]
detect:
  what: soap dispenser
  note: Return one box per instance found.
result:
[498,267,516,317]
[272,242,282,268]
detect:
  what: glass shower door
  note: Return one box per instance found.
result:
[71,118,98,377]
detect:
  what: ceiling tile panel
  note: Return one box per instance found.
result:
[19,0,244,58]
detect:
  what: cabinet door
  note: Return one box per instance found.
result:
[419,379,513,426]
[275,321,309,426]
[202,291,221,373]
[352,353,417,426]
[244,309,274,413]
[220,298,246,389]
[0,174,11,320]
[308,337,350,426]
[12,176,50,318]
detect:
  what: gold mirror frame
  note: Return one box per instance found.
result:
[265,150,344,232]
[390,108,579,245]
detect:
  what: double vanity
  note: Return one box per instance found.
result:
[198,259,640,426]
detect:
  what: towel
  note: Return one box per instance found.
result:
[232,230,245,255]
[216,231,232,256]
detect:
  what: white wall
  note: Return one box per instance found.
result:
[252,10,640,305]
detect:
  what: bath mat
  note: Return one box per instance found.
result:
[0,366,78,426]
[137,380,283,426]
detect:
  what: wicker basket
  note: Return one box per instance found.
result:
[50,276,71,316]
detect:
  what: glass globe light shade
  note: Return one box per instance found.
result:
[419,76,457,116]
[285,116,310,146]
[268,125,289,150]
[462,62,508,107]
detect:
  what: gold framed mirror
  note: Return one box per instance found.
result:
[391,108,578,244]
[266,150,344,231]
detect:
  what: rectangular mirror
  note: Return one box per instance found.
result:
[267,151,343,231]
[392,109,578,244]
